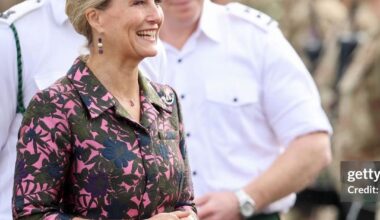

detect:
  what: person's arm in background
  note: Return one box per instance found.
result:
[245,26,332,211]
[244,133,331,211]
[196,134,330,219]
[0,20,22,220]
[0,23,18,152]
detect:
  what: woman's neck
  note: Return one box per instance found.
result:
[86,52,140,101]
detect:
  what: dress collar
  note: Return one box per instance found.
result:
[67,58,171,119]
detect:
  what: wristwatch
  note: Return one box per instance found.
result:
[235,189,256,218]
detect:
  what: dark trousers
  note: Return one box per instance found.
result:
[247,213,280,220]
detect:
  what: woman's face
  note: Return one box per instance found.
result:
[98,0,163,59]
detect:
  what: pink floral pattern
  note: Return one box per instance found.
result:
[13,58,195,219]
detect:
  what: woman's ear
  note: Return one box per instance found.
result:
[85,8,104,34]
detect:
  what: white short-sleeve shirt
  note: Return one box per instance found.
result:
[0,0,166,218]
[161,0,332,213]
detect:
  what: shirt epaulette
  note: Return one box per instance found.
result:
[0,0,44,25]
[225,2,278,32]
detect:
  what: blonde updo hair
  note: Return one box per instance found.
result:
[66,0,111,45]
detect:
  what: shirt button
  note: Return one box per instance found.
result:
[177,58,183,63]
[180,94,185,99]
[192,171,197,176]
[233,97,238,103]
[186,133,191,138]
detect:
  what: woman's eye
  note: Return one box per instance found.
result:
[132,0,161,6]
[133,0,145,5]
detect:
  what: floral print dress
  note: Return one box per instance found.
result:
[12,58,195,219]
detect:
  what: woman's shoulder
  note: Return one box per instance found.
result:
[26,76,78,117]
[22,76,77,125]
[36,76,76,101]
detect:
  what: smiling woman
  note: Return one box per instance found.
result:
[12,0,197,219]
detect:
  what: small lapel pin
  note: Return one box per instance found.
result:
[162,92,174,105]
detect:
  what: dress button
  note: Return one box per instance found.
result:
[177,58,183,63]
[186,133,191,137]
[180,94,185,99]
[233,97,238,103]
[192,171,197,176]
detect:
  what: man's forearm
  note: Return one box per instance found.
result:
[243,132,332,211]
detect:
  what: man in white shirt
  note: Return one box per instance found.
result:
[159,0,332,219]
[0,0,166,219]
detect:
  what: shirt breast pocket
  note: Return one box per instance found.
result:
[205,78,258,107]
[204,78,260,145]
[34,71,66,90]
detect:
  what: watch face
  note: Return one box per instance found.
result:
[241,201,255,217]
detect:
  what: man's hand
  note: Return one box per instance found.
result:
[195,192,241,220]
